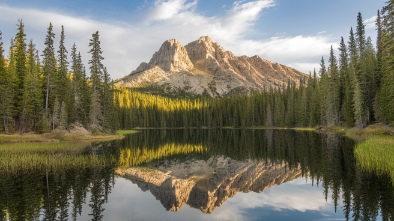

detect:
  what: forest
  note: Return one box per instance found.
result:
[0,2,393,133]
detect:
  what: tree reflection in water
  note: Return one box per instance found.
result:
[0,129,393,220]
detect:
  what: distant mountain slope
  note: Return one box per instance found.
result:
[118,36,306,97]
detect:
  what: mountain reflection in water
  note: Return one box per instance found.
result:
[0,129,393,221]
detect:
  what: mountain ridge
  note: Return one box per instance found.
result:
[119,36,306,97]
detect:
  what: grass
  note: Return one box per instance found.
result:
[354,135,394,183]
[339,124,394,184]
[0,130,133,173]
[116,130,139,135]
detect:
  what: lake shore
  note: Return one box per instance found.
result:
[0,129,139,145]
[323,124,394,183]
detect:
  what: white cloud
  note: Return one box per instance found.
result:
[0,0,336,79]
[208,178,338,220]
[364,15,377,30]
[146,0,198,22]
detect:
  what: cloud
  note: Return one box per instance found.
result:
[364,15,377,30]
[208,178,337,220]
[0,0,336,79]
[145,0,198,22]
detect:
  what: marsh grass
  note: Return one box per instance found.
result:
[354,136,394,183]
[116,130,139,135]
[0,131,126,174]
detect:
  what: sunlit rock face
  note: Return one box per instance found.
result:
[119,36,306,97]
[115,156,302,213]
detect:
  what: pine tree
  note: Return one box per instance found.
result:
[88,31,104,130]
[356,12,366,56]
[14,19,27,131]
[375,10,383,90]
[326,46,340,126]
[21,40,43,131]
[102,68,117,132]
[379,1,394,123]
[319,57,328,125]
[57,25,69,106]
[57,25,74,126]
[71,43,83,123]
[308,69,320,126]
[81,65,91,126]
[0,32,14,133]
[339,37,354,126]
[42,23,57,119]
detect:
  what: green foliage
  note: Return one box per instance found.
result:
[0,32,15,133]
[0,21,119,134]
[355,136,394,183]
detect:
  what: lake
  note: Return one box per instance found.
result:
[0,129,393,221]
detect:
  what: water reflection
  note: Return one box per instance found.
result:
[0,129,393,221]
[0,167,114,221]
[116,129,394,220]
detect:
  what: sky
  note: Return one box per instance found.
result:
[0,0,386,80]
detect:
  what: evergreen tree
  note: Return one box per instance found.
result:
[71,43,84,124]
[318,57,328,125]
[326,46,340,126]
[339,37,354,126]
[21,40,43,131]
[379,1,394,123]
[42,23,57,119]
[88,31,104,130]
[81,64,91,126]
[308,69,320,126]
[57,25,74,126]
[102,68,117,131]
[0,32,14,133]
[14,20,27,130]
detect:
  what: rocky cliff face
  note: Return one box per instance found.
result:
[119,36,306,97]
[115,156,302,213]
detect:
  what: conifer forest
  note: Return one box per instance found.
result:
[0,4,393,133]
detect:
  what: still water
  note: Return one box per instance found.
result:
[0,129,393,221]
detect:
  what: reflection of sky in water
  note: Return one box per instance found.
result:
[71,176,347,221]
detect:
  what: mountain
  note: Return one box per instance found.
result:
[118,36,306,97]
[115,156,302,213]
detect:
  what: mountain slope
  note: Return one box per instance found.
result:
[119,36,306,97]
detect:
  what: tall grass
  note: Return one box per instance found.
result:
[354,136,394,183]
[116,130,139,135]
[0,135,120,174]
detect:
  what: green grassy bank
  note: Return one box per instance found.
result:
[0,130,138,173]
[345,124,394,183]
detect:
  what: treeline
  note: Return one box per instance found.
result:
[116,5,394,129]
[1,3,393,133]
[0,21,117,133]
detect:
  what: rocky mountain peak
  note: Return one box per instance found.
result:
[120,36,306,97]
[145,38,193,73]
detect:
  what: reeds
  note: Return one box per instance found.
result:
[0,134,120,174]
[354,136,394,183]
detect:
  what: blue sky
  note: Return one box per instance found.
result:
[0,0,385,79]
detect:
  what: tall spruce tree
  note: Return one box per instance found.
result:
[319,57,328,125]
[71,43,84,124]
[339,37,354,126]
[21,40,43,131]
[326,46,341,126]
[0,32,14,133]
[57,25,75,127]
[42,23,57,119]
[88,31,104,130]
[379,1,394,123]
[14,20,27,131]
